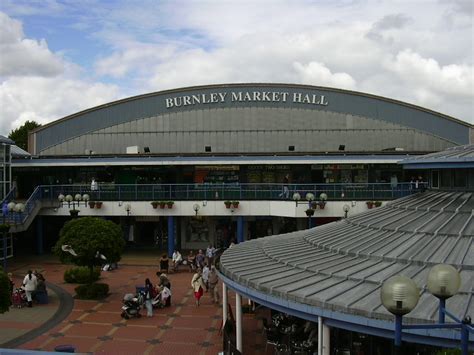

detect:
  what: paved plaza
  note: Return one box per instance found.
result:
[0,253,266,354]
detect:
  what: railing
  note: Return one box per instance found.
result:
[38,182,423,202]
[1,186,42,225]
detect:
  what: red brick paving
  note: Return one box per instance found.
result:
[2,255,267,354]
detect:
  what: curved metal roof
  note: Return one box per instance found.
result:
[30,83,471,154]
[401,144,474,168]
[219,190,474,345]
[0,135,14,145]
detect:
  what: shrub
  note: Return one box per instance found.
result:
[64,266,100,284]
[75,283,109,299]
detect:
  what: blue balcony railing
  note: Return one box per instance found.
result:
[38,182,423,202]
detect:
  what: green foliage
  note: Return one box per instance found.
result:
[75,283,109,299]
[0,224,10,233]
[8,120,41,151]
[0,267,10,314]
[53,217,125,273]
[64,266,100,284]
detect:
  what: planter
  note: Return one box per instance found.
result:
[319,201,326,209]
[305,208,315,217]
[95,202,103,209]
[366,201,374,209]
[166,201,174,208]
[151,202,159,209]
[232,201,239,208]
[159,202,166,209]
[69,209,80,218]
[88,201,96,209]
[310,201,318,210]
[0,224,10,233]
[374,201,382,207]
[224,201,232,209]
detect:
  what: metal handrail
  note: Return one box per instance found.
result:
[38,182,422,202]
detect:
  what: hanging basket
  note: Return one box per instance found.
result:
[305,208,315,217]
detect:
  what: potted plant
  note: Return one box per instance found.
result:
[95,201,103,209]
[305,208,315,217]
[88,201,96,209]
[166,201,174,208]
[0,223,10,233]
[224,200,232,209]
[159,201,166,209]
[318,201,326,209]
[366,201,374,209]
[374,201,382,207]
[232,201,240,208]
[151,201,159,209]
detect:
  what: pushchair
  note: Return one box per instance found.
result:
[12,288,27,308]
[121,293,142,319]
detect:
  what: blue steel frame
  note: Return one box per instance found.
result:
[393,299,473,354]
[218,272,474,350]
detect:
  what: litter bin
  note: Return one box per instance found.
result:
[54,345,76,353]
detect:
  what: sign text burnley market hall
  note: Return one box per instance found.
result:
[165,91,329,109]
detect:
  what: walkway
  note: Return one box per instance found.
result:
[0,253,267,354]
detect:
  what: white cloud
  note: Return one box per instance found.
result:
[0,12,64,76]
[0,0,473,131]
[0,11,120,136]
[0,76,120,136]
[293,62,356,89]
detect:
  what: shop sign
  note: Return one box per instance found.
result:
[164,90,329,109]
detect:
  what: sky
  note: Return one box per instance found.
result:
[0,0,472,136]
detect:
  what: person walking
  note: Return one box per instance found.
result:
[22,270,37,308]
[202,263,210,292]
[208,266,220,304]
[8,273,14,306]
[144,278,154,317]
[279,174,290,199]
[191,268,206,307]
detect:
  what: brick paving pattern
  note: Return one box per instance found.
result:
[1,254,270,354]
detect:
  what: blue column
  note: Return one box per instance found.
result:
[395,314,402,347]
[439,298,446,324]
[167,216,175,257]
[237,216,244,243]
[36,216,44,255]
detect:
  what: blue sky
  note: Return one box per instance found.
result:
[0,0,472,135]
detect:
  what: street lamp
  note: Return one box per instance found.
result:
[381,265,472,354]
[193,203,200,216]
[427,264,461,323]
[125,203,132,216]
[343,204,350,218]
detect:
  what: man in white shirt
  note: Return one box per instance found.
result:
[22,270,37,307]
[172,250,183,272]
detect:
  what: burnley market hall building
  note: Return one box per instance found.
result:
[5,83,471,256]
[3,83,472,353]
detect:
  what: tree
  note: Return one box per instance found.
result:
[53,217,125,280]
[0,267,10,314]
[8,120,41,151]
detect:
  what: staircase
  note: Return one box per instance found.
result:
[1,186,43,233]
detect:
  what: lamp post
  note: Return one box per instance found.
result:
[193,203,200,216]
[343,204,350,218]
[59,193,87,217]
[125,203,131,216]
[381,265,472,354]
